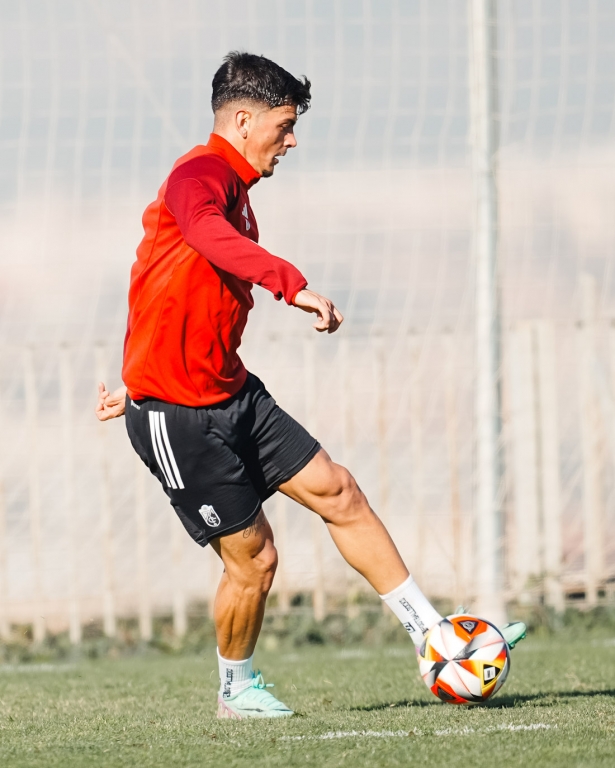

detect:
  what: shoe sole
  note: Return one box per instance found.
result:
[217,700,243,720]
[216,699,293,720]
[507,630,527,650]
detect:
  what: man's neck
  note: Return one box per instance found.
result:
[212,126,248,162]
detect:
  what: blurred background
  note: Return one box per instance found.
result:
[0,0,614,647]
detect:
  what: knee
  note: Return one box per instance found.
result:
[320,465,365,524]
[248,541,278,596]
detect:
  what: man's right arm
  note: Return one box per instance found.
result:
[95,382,127,421]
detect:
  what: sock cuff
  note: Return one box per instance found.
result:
[216,647,254,664]
[378,574,414,602]
[217,648,254,681]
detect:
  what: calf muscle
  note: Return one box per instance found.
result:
[210,510,277,659]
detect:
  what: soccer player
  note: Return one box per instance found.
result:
[96,52,525,719]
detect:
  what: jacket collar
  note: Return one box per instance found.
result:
[206,133,261,188]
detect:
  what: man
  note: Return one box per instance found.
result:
[97,52,525,719]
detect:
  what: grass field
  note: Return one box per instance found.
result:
[1,633,614,767]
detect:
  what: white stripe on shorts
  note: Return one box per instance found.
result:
[159,412,185,489]
[153,412,178,490]
[149,411,174,488]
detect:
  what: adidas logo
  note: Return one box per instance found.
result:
[242,203,251,231]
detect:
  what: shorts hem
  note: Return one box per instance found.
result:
[205,501,262,543]
[270,440,321,491]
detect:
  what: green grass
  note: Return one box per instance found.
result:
[1,634,615,767]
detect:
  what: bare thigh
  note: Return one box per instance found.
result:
[279,448,365,522]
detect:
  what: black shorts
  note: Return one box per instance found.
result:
[125,373,320,546]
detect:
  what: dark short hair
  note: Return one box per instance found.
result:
[212,51,311,115]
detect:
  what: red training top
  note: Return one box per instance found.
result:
[122,134,308,406]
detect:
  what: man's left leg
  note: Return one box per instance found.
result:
[280,448,526,649]
[280,450,407,594]
[279,448,443,646]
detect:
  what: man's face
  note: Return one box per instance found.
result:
[244,105,298,177]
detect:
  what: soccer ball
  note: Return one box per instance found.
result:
[418,615,510,704]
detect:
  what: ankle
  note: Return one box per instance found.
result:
[217,648,254,699]
[379,575,442,646]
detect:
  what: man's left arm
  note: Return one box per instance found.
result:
[165,176,307,305]
[165,177,343,332]
[292,288,344,334]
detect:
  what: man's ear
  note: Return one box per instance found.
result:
[235,109,251,139]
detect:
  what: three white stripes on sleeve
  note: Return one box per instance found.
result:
[148,411,185,489]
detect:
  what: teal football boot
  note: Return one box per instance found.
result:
[453,606,527,650]
[499,621,527,649]
[217,671,294,720]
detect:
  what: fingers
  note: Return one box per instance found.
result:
[95,400,113,421]
[313,300,342,334]
[97,383,109,401]
[312,307,331,332]
[95,401,124,421]
[95,395,111,419]
[326,305,343,334]
[95,387,109,415]
[95,382,126,420]
[293,289,343,334]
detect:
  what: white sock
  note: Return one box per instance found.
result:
[379,575,443,646]
[217,648,254,699]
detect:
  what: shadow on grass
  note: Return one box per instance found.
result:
[352,688,615,712]
[351,698,441,711]
[486,688,615,709]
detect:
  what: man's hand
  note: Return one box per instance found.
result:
[293,289,344,334]
[95,382,127,421]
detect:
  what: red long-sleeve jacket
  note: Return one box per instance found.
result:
[122,134,308,406]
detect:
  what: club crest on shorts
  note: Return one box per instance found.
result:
[199,504,220,527]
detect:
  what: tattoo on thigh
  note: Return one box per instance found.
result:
[243,510,265,538]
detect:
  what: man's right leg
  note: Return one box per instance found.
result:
[124,396,294,717]
[210,510,277,660]
[210,510,294,719]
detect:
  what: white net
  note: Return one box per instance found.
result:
[0,0,614,637]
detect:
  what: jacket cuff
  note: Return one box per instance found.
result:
[289,284,307,306]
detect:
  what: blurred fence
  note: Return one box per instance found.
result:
[1,0,615,641]
[0,284,614,641]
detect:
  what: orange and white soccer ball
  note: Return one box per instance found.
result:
[418,615,510,704]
